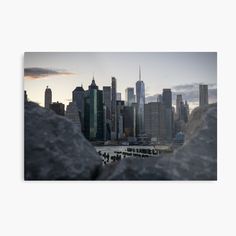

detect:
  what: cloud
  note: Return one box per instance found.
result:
[24,67,73,79]
[146,83,217,105]
[172,83,217,92]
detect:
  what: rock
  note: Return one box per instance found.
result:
[24,102,102,180]
[98,103,217,180]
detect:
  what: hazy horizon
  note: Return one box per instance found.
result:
[24,52,217,110]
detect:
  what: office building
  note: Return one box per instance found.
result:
[125,87,135,106]
[111,77,117,140]
[44,86,52,109]
[116,100,125,139]
[72,86,85,130]
[50,102,65,116]
[103,86,112,140]
[144,102,159,140]
[162,89,173,143]
[66,102,81,131]
[84,78,104,141]
[123,106,136,138]
[116,92,121,101]
[136,66,145,136]
[199,84,208,107]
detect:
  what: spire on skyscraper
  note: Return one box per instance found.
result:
[139,65,141,81]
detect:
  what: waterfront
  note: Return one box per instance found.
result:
[95,145,172,165]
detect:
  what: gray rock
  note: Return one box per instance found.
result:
[24,102,102,180]
[98,103,217,180]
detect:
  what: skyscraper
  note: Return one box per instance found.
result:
[116,100,125,139]
[24,90,28,103]
[125,87,135,106]
[84,78,104,141]
[116,92,121,101]
[144,102,159,141]
[103,86,112,140]
[72,86,85,130]
[50,102,65,116]
[162,89,172,109]
[199,84,208,107]
[44,86,52,109]
[123,106,136,138]
[162,89,173,143]
[136,66,145,136]
[66,102,81,131]
[111,77,117,140]
[176,94,183,120]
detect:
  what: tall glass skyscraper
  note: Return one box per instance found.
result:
[136,66,145,135]
[84,78,104,141]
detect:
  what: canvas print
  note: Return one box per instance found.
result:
[24,52,217,180]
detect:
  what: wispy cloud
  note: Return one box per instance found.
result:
[146,83,217,105]
[24,67,74,79]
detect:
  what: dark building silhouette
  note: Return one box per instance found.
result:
[116,100,125,139]
[111,77,117,140]
[44,86,52,109]
[103,86,112,140]
[72,86,85,130]
[84,78,104,141]
[162,89,173,143]
[24,90,28,102]
[123,106,136,138]
[199,84,208,107]
[66,102,81,131]
[50,102,65,116]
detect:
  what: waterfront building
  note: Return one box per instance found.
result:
[123,106,136,138]
[199,84,208,107]
[44,86,52,109]
[144,102,159,140]
[50,101,65,116]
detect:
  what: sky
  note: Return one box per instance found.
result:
[24,52,217,110]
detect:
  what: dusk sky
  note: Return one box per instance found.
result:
[24,52,217,110]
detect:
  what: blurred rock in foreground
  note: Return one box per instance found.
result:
[98,103,217,180]
[25,102,102,180]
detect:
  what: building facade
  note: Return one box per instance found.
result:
[84,78,104,141]
[65,102,81,131]
[125,87,135,106]
[44,86,52,109]
[50,102,65,116]
[136,66,145,136]
[72,86,85,130]
[199,84,208,107]
[111,77,117,140]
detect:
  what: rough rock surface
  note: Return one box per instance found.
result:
[98,103,217,180]
[25,102,102,180]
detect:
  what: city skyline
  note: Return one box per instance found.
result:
[24,52,217,110]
